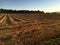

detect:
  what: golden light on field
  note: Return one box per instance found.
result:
[0,12,60,45]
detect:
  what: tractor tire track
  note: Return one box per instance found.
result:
[8,15,19,25]
[10,15,27,22]
[0,15,6,24]
[13,15,32,21]
[0,15,5,20]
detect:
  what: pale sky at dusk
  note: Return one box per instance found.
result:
[0,0,60,12]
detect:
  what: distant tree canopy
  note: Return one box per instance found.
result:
[0,8,44,13]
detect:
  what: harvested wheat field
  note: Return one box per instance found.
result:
[0,13,60,45]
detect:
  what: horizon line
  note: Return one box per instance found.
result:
[0,8,60,13]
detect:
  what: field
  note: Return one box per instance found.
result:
[0,13,60,45]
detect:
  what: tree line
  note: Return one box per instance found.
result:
[0,8,44,13]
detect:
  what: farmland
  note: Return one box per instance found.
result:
[0,13,60,45]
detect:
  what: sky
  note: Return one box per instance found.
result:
[0,0,60,12]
